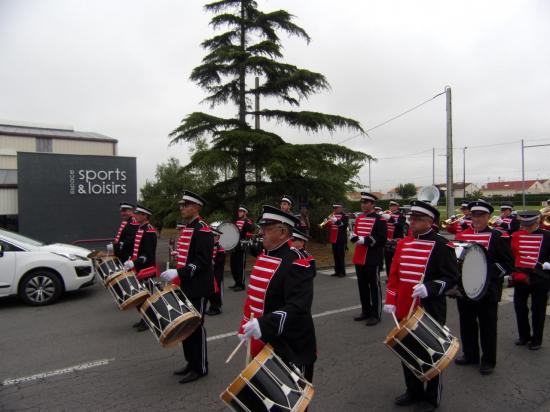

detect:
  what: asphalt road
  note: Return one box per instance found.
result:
[1,255,550,411]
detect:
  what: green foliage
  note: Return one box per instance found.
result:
[396,183,417,199]
[169,0,369,211]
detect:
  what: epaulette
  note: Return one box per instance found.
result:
[292,258,311,268]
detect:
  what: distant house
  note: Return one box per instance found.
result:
[435,182,480,198]
[384,188,402,200]
[482,180,546,197]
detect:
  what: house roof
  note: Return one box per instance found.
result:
[435,182,475,190]
[483,180,540,191]
[0,123,117,143]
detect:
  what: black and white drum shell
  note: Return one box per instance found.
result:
[107,271,150,310]
[139,285,201,348]
[454,241,489,300]
[220,344,314,412]
[94,256,125,287]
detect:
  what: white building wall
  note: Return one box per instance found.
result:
[52,139,114,156]
[0,188,18,214]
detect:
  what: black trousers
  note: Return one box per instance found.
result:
[182,297,208,375]
[402,363,442,406]
[355,265,382,319]
[230,248,247,287]
[457,298,498,366]
[384,247,395,274]
[208,277,223,309]
[514,283,550,344]
[332,241,346,276]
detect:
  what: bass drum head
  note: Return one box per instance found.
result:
[460,243,488,300]
[217,222,240,251]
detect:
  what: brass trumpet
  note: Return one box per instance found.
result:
[441,213,464,229]
[319,213,334,228]
[488,215,501,228]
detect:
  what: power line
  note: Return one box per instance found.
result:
[337,91,446,145]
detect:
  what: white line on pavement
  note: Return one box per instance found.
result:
[1,358,115,387]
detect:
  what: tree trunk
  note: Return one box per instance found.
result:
[235,0,247,210]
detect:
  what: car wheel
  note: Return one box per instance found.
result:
[19,270,63,306]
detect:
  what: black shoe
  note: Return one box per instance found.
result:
[515,337,531,346]
[206,307,222,316]
[414,401,437,412]
[228,284,237,289]
[336,273,346,278]
[136,321,148,332]
[330,273,339,277]
[394,392,420,406]
[365,317,380,326]
[454,355,479,365]
[528,341,542,351]
[173,365,190,376]
[479,363,494,375]
[233,286,245,292]
[132,320,142,328]
[179,370,207,384]
[354,313,368,321]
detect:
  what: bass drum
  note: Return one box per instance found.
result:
[210,221,240,251]
[454,241,489,300]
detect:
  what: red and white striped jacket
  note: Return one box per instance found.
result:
[352,212,387,265]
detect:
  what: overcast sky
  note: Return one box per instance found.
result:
[1,0,549,193]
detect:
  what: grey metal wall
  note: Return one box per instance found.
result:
[17,152,137,244]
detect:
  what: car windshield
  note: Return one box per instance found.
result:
[0,228,44,246]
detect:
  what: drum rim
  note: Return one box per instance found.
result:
[221,344,274,399]
[119,290,150,311]
[106,270,137,286]
[420,338,460,382]
[159,312,201,347]
[384,306,426,345]
[102,270,127,287]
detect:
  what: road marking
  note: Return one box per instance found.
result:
[207,304,362,342]
[1,358,115,387]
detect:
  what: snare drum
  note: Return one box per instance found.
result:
[385,306,460,382]
[210,221,241,251]
[139,284,201,347]
[106,271,150,310]
[221,344,314,412]
[94,256,125,286]
[454,241,488,300]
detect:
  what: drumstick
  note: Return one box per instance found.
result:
[391,312,399,327]
[225,338,246,364]
[246,313,255,366]
[406,296,417,320]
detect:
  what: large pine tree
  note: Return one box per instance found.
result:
[170,0,369,210]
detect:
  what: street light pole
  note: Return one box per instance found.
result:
[368,157,372,190]
[521,139,525,207]
[445,86,454,218]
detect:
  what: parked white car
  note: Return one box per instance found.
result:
[0,228,96,305]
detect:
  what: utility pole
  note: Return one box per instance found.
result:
[463,146,467,199]
[254,76,260,129]
[445,86,454,217]
[368,158,372,190]
[521,140,550,207]
[432,147,435,185]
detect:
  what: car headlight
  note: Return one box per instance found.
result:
[51,252,89,261]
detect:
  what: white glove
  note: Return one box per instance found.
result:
[458,218,465,224]
[383,304,396,314]
[243,318,262,339]
[355,236,365,245]
[106,243,114,254]
[382,213,391,220]
[160,269,178,281]
[330,217,338,223]
[543,262,550,270]
[412,283,428,299]
[494,218,503,225]
[170,250,178,257]
[123,260,134,270]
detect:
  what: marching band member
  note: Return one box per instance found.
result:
[384,200,458,412]
[207,226,225,316]
[446,202,471,235]
[454,200,514,375]
[109,202,139,261]
[229,205,254,292]
[350,192,387,326]
[296,203,311,234]
[280,195,294,214]
[324,202,348,278]
[239,206,317,382]
[510,210,550,350]
[383,200,407,274]
[493,203,520,235]
[291,228,317,276]
[122,205,157,332]
[160,191,214,383]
